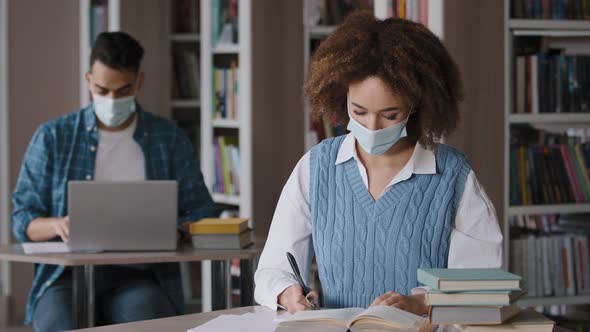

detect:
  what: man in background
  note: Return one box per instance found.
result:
[12,32,216,331]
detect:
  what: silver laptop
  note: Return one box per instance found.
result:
[67,181,177,252]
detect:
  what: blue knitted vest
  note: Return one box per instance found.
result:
[309,136,471,308]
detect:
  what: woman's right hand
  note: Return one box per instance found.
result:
[278,284,319,314]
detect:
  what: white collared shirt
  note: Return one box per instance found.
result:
[254,134,503,310]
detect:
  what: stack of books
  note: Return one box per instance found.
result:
[418,268,555,331]
[213,135,240,196]
[189,218,252,250]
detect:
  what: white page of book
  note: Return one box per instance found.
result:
[283,307,365,325]
[353,306,425,327]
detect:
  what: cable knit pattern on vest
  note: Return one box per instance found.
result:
[309,136,471,309]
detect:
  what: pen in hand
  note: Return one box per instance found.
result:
[286,252,319,310]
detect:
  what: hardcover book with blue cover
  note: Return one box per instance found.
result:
[417,268,522,292]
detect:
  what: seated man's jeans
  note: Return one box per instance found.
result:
[32,265,176,332]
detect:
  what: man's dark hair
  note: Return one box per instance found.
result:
[90,32,144,73]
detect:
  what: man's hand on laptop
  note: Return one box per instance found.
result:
[26,216,70,242]
[52,216,70,242]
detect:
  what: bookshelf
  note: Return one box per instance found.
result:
[509,203,590,216]
[302,0,445,150]
[200,0,252,312]
[79,0,121,108]
[504,0,590,308]
[200,0,252,219]
[169,0,201,160]
[510,113,590,124]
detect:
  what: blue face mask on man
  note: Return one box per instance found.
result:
[92,94,136,127]
[347,112,410,155]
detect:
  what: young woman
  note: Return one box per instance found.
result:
[254,11,502,315]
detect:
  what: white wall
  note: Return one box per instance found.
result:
[8,0,80,322]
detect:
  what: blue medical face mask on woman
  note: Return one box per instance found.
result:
[347,112,411,155]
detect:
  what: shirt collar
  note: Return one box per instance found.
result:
[335,133,437,175]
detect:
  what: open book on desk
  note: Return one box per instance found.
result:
[276,306,430,332]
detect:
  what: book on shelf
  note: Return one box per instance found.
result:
[458,309,555,332]
[172,48,200,99]
[510,126,590,206]
[429,304,521,325]
[212,0,238,46]
[417,268,521,292]
[213,135,240,196]
[172,0,199,33]
[213,61,239,119]
[276,306,430,332]
[425,290,524,306]
[509,214,590,297]
[387,0,429,24]
[511,0,590,19]
[514,52,590,114]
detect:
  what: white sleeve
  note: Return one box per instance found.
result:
[448,170,503,269]
[254,152,313,310]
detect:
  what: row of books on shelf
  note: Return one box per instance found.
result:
[212,0,238,46]
[387,0,429,24]
[511,0,590,19]
[172,0,199,34]
[510,213,590,234]
[306,0,371,26]
[510,233,590,298]
[213,63,239,119]
[514,52,590,114]
[213,135,241,196]
[172,49,200,99]
[510,143,590,205]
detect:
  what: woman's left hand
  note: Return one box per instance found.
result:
[369,291,429,316]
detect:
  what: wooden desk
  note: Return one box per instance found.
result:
[69,306,262,332]
[68,306,576,332]
[0,245,261,329]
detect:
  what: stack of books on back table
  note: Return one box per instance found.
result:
[189,218,252,250]
[418,268,555,331]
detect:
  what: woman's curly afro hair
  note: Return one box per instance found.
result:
[304,11,464,149]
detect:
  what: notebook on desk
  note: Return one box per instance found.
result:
[20,181,178,254]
